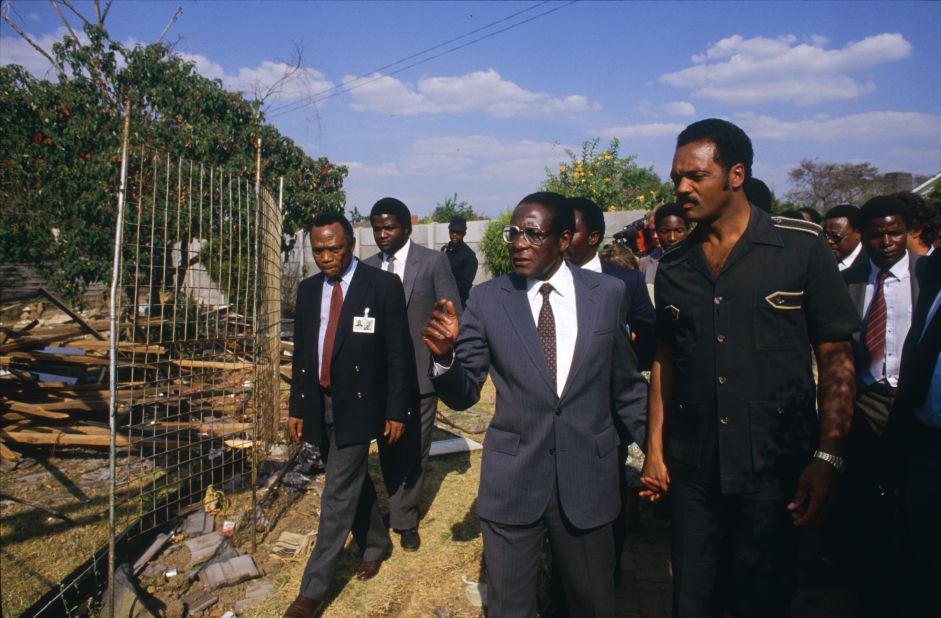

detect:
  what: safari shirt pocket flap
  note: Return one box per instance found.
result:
[764,290,804,310]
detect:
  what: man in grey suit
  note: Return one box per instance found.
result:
[423,192,648,617]
[364,197,462,551]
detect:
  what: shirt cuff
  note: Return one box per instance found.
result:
[431,350,454,376]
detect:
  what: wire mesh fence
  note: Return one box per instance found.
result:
[107,142,283,536]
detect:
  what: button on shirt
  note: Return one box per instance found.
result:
[526,262,578,396]
[319,258,357,366]
[382,239,411,282]
[859,254,912,387]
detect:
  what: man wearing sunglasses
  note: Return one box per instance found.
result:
[824,204,865,272]
[422,192,648,617]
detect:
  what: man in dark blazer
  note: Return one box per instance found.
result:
[840,195,920,616]
[566,196,655,370]
[423,192,648,617]
[888,248,941,615]
[284,212,415,618]
[364,197,462,551]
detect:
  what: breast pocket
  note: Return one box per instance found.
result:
[753,290,806,350]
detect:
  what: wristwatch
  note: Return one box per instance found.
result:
[813,450,846,473]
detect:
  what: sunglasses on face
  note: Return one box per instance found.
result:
[502,225,553,246]
[823,231,849,243]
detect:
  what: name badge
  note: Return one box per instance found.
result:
[353,308,376,334]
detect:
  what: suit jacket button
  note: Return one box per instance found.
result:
[776,407,785,415]
[549,448,556,455]
[554,408,562,416]
[720,416,730,425]
[301,368,306,373]
[356,392,363,399]
[354,365,360,374]
[300,393,305,399]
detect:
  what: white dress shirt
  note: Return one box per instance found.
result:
[581,253,603,273]
[860,253,912,387]
[914,288,941,428]
[526,262,578,396]
[381,239,411,282]
[319,258,358,367]
[433,261,579,397]
[837,242,863,271]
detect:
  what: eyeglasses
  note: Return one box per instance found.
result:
[823,231,849,243]
[502,225,553,246]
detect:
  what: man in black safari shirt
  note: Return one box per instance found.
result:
[640,119,859,617]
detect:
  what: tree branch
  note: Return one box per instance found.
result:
[59,0,92,28]
[1,12,65,75]
[156,6,182,44]
[49,0,80,44]
[94,0,101,25]
[100,0,113,24]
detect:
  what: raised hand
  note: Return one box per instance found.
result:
[422,299,460,359]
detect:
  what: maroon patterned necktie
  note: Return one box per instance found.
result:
[864,269,891,369]
[537,283,556,388]
[320,280,343,388]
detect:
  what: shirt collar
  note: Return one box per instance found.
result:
[527,260,575,303]
[329,256,358,284]
[582,253,603,273]
[385,238,411,265]
[869,252,910,281]
[839,242,863,268]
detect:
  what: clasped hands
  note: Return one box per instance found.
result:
[639,452,835,527]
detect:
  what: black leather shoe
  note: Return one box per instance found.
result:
[283,594,323,618]
[397,527,420,551]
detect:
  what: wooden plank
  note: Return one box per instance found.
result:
[0,440,22,461]
[2,402,71,419]
[38,287,107,340]
[0,427,130,447]
[61,340,167,354]
[169,359,254,370]
[1,351,111,366]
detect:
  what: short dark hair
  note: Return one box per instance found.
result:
[676,118,753,179]
[743,177,772,212]
[311,211,354,243]
[518,191,575,237]
[654,203,688,227]
[780,209,804,220]
[797,207,822,224]
[370,197,412,232]
[859,195,912,229]
[568,197,605,237]
[824,204,860,229]
[894,191,940,246]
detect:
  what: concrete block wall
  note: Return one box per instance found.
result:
[285,210,649,284]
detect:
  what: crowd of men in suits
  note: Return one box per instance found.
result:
[283,118,940,618]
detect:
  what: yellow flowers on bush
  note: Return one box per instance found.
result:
[542,138,673,211]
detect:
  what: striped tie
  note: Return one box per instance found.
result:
[864,269,891,369]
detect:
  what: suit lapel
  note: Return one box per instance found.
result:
[403,244,421,305]
[331,265,368,359]
[309,274,325,366]
[909,254,920,306]
[560,269,600,401]
[501,276,556,395]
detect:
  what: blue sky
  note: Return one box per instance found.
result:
[2,1,939,216]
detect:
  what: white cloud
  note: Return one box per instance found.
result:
[662,101,696,117]
[178,53,334,103]
[662,33,912,105]
[0,27,83,78]
[598,123,686,139]
[343,69,600,116]
[738,111,941,143]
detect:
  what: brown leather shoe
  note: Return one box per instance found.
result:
[283,594,323,618]
[354,557,386,581]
